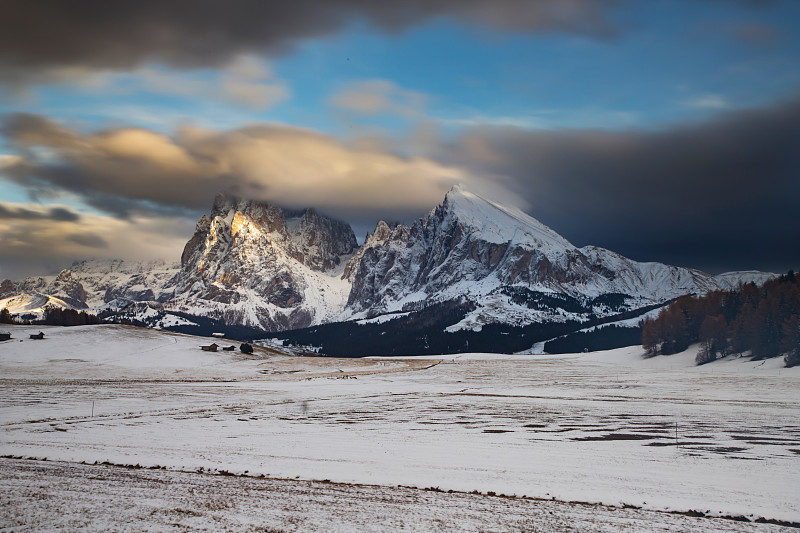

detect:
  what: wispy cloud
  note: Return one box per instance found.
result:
[116,56,291,111]
[329,79,428,118]
[1,56,291,111]
[439,107,639,131]
[731,22,779,47]
[680,94,729,110]
[0,201,81,222]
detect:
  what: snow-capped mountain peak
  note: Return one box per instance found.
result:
[441,184,575,252]
[341,186,778,326]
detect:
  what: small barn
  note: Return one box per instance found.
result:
[200,343,219,352]
[222,345,236,351]
[29,332,45,340]
[0,332,11,342]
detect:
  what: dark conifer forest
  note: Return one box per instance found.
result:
[641,271,800,366]
[41,306,101,326]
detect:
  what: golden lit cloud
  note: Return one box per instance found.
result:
[3,113,477,222]
[330,79,427,117]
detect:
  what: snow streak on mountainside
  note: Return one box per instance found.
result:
[69,259,180,306]
[0,185,777,335]
[0,293,73,317]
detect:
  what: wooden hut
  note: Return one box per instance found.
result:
[200,343,219,352]
[29,332,45,340]
[0,332,11,342]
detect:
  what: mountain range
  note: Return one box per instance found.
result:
[0,185,774,354]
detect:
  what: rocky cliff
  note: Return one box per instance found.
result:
[172,193,357,330]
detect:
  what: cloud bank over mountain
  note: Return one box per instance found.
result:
[4,91,799,273]
[1,113,470,224]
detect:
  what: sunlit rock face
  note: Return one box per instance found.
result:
[174,193,358,331]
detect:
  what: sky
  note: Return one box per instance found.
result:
[1,0,799,279]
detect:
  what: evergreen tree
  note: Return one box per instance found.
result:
[782,315,800,367]
[697,314,726,364]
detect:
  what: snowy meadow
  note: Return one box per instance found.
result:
[1,324,798,531]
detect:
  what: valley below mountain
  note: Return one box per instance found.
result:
[2,324,798,530]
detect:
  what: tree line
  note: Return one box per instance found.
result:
[41,306,101,326]
[0,306,101,326]
[544,324,643,354]
[642,271,800,366]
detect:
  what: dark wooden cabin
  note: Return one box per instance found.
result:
[200,343,219,352]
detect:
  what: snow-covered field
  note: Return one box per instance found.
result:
[3,458,787,533]
[1,324,799,531]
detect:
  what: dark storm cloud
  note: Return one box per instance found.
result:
[66,233,109,249]
[0,0,622,84]
[442,94,800,274]
[0,203,81,222]
[2,113,77,146]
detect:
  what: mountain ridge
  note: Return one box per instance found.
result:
[339,185,773,331]
[1,185,777,349]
